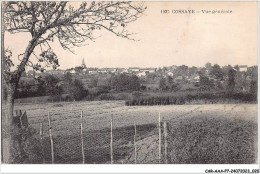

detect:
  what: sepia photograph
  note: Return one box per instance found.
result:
[0,0,259,172]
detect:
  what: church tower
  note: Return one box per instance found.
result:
[81,58,86,68]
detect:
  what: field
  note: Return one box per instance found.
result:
[13,101,258,164]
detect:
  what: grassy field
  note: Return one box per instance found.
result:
[13,101,258,164]
[167,114,257,164]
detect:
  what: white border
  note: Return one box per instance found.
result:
[1,164,259,174]
[0,0,259,174]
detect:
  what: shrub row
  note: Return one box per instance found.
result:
[125,92,257,106]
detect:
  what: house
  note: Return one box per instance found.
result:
[205,69,210,75]
[174,76,183,82]
[190,74,200,83]
[98,68,108,73]
[238,65,248,72]
[167,72,174,77]
[140,68,156,73]
[27,70,36,78]
[169,65,177,70]
[34,72,43,78]
[137,71,146,77]
[97,68,117,74]
[128,67,140,73]
[84,68,98,74]
[89,70,98,74]
[209,76,216,81]
[46,69,65,75]
[106,68,117,73]
[70,69,77,74]
[116,68,128,74]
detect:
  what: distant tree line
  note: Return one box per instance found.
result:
[10,73,141,101]
[7,63,257,102]
[157,64,257,95]
[11,73,88,101]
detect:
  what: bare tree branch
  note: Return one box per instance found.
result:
[3,1,146,80]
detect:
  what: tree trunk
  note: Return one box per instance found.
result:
[2,34,39,163]
[1,2,40,163]
[2,82,22,163]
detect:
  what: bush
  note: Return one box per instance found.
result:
[230,92,256,102]
[11,126,44,164]
[132,91,142,98]
[65,78,88,101]
[250,80,257,94]
[113,93,131,100]
[98,93,115,100]
[140,85,146,91]
[110,74,141,91]
[96,86,110,96]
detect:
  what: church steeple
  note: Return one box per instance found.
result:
[81,58,86,68]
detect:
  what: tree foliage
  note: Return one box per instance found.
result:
[205,62,212,69]
[199,75,214,91]
[159,77,167,91]
[188,66,198,77]
[89,76,98,88]
[210,64,224,81]
[175,65,188,76]
[227,68,236,93]
[15,77,45,98]
[250,80,257,94]
[69,79,88,101]
[63,72,73,93]
[110,74,141,91]
[43,74,62,97]
[62,73,88,101]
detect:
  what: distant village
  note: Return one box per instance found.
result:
[13,57,257,101]
[24,58,251,84]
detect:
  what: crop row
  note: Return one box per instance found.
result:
[125,92,257,106]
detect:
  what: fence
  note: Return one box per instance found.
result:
[15,103,215,164]
[25,109,170,164]
[14,102,254,164]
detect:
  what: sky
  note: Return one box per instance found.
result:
[5,1,258,71]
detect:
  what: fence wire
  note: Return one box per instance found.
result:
[25,109,164,164]
[12,102,257,164]
[14,103,219,164]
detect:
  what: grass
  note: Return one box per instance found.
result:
[21,115,258,164]
[167,115,258,164]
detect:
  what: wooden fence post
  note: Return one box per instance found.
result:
[48,112,54,164]
[134,121,137,164]
[40,123,45,163]
[158,112,161,164]
[20,111,28,129]
[110,115,114,164]
[80,111,85,164]
[164,121,168,164]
